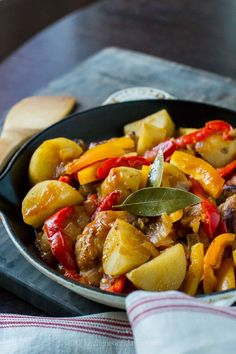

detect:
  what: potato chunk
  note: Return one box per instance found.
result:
[124,109,175,137]
[29,137,83,185]
[22,180,84,227]
[137,123,166,155]
[103,219,158,276]
[99,166,141,203]
[195,135,236,168]
[126,243,187,291]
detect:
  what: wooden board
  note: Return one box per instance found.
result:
[1,47,236,316]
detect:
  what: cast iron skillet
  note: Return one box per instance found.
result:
[1,99,236,309]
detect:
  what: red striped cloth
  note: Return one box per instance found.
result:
[126,290,236,354]
[2,290,236,354]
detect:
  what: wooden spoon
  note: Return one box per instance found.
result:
[0,95,77,168]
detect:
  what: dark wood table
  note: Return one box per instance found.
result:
[0,0,236,315]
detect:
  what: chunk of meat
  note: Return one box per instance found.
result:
[223,175,236,198]
[75,211,135,271]
[219,194,236,233]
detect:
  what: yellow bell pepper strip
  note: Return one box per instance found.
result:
[203,264,217,294]
[216,258,235,291]
[168,209,183,223]
[65,136,135,174]
[77,161,103,185]
[170,151,224,199]
[181,242,204,295]
[139,165,152,188]
[233,249,236,269]
[204,233,235,270]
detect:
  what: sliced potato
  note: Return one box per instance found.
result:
[103,219,158,276]
[99,166,141,202]
[161,162,189,189]
[29,137,83,185]
[124,109,175,137]
[126,243,187,291]
[137,122,166,155]
[195,135,236,168]
[22,180,84,227]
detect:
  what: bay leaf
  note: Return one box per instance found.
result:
[147,151,164,188]
[116,187,201,217]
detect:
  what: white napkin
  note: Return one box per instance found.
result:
[1,290,236,354]
[126,290,236,354]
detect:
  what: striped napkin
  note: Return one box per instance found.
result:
[1,290,236,354]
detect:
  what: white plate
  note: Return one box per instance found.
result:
[103,86,175,105]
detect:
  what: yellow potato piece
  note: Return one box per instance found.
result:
[126,243,187,291]
[137,122,166,155]
[29,137,83,185]
[100,166,141,202]
[22,180,84,228]
[124,109,175,137]
[103,219,158,276]
[195,135,236,168]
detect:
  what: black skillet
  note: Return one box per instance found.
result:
[0,99,236,308]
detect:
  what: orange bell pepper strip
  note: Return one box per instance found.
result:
[204,233,235,269]
[216,258,235,291]
[65,137,135,174]
[170,151,224,199]
[203,263,217,294]
[181,242,204,295]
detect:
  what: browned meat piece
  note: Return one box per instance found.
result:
[223,175,236,198]
[219,194,236,233]
[75,210,135,271]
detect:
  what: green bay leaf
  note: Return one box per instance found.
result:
[116,187,201,217]
[147,151,164,188]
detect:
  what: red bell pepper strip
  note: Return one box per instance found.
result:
[96,156,150,179]
[215,219,228,235]
[201,199,221,239]
[106,275,126,293]
[189,177,220,238]
[217,160,236,178]
[189,176,206,198]
[97,190,120,212]
[175,120,233,148]
[58,175,73,184]
[143,139,176,162]
[44,206,78,271]
[63,269,81,282]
